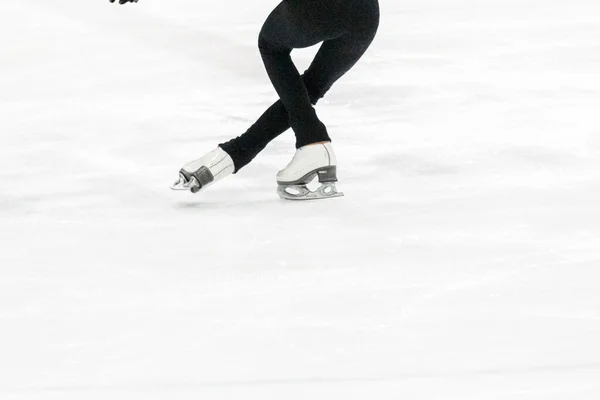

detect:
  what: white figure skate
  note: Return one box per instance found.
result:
[277,142,344,201]
[171,147,234,193]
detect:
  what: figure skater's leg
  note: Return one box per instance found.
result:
[221,0,379,171]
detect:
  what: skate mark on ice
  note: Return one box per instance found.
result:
[10,361,600,394]
[399,251,581,319]
[55,146,177,205]
[0,195,26,216]
[373,153,462,177]
[495,146,584,167]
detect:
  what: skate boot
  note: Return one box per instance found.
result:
[171,147,234,193]
[276,142,344,201]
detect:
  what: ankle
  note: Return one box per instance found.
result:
[304,141,330,146]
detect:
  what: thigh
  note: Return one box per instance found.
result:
[304,30,377,103]
[259,0,347,51]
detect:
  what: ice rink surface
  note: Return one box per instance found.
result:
[1,0,600,398]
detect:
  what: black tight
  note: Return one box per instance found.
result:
[220,0,380,172]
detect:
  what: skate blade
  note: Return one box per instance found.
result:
[185,177,202,193]
[277,183,344,201]
[170,173,189,191]
[170,174,201,193]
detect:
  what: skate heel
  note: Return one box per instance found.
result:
[316,166,338,183]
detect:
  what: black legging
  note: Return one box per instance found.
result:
[220,0,380,172]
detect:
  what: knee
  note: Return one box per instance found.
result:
[258,15,278,54]
[258,9,288,55]
[258,30,290,58]
[258,23,275,52]
[258,34,271,54]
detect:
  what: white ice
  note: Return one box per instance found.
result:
[1,0,599,399]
